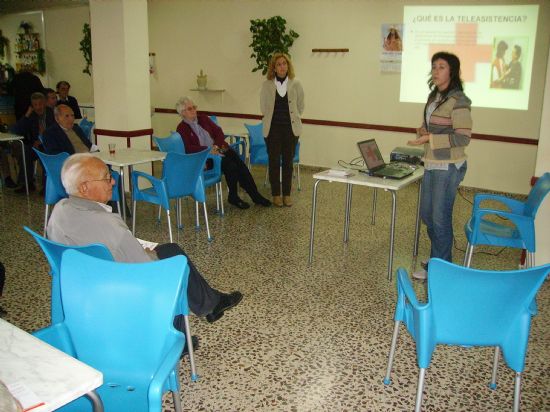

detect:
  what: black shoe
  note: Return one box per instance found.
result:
[181,335,199,359]
[228,197,250,209]
[4,177,17,189]
[0,305,6,318]
[15,184,35,193]
[206,291,243,323]
[252,194,271,207]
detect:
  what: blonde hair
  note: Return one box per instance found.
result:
[266,53,295,80]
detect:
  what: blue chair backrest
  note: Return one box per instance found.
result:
[33,149,69,205]
[79,118,94,142]
[154,132,185,154]
[24,226,113,323]
[524,172,550,217]
[426,258,549,370]
[163,150,209,201]
[209,115,219,125]
[60,250,188,376]
[244,123,264,148]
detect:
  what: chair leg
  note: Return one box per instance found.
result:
[157,205,162,222]
[202,202,213,241]
[219,182,224,216]
[183,315,199,382]
[264,166,268,187]
[132,201,137,236]
[489,346,500,389]
[116,201,121,216]
[195,201,200,230]
[526,252,535,268]
[43,204,50,237]
[464,243,474,267]
[215,184,220,214]
[296,163,301,191]
[172,389,183,412]
[177,199,183,229]
[513,372,521,412]
[383,320,401,385]
[166,210,173,243]
[415,368,427,412]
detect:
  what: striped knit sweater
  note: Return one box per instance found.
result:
[419,89,472,163]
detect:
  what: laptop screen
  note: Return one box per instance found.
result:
[358,139,385,170]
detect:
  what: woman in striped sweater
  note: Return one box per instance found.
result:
[408,51,473,280]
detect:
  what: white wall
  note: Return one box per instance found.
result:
[148,0,550,195]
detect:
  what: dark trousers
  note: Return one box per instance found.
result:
[221,148,260,201]
[0,262,5,296]
[266,123,298,196]
[12,142,37,186]
[155,243,221,316]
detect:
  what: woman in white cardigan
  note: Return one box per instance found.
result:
[260,53,304,207]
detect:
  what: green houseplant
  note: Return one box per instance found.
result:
[249,16,299,75]
[79,23,92,75]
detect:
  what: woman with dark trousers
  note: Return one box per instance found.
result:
[408,51,472,280]
[260,53,304,207]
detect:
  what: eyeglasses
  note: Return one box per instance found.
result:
[184,105,198,111]
[83,172,113,184]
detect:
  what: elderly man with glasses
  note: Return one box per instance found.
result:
[176,96,271,209]
[47,153,243,324]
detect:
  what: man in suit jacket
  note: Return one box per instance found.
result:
[55,80,82,119]
[42,104,91,155]
[11,92,55,192]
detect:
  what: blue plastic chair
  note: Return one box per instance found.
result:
[463,172,550,268]
[244,122,301,191]
[33,150,69,235]
[208,115,218,125]
[33,250,191,412]
[24,226,113,324]
[383,259,550,412]
[132,150,213,242]
[155,132,224,217]
[79,118,94,142]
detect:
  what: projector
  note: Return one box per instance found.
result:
[390,146,424,165]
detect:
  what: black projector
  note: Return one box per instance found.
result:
[390,147,424,165]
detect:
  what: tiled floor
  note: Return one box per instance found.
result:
[0,165,548,411]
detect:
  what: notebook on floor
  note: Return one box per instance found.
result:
[357,139,414,179]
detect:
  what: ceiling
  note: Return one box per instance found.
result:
[0,0,88,15]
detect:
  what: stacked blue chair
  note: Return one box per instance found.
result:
[244,122,301,191]
[78,118,95,142]
[463,172,550,268]
[33,250,191,412]
[155,132,224,218]
[132,150,213,242]
[383,259,550,412]
[33,150,69,235]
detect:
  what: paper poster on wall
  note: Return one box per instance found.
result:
[380,24,403,73]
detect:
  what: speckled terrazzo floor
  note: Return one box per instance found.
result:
[0,165,548,411]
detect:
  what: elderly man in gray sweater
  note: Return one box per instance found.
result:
[47,153,242,323]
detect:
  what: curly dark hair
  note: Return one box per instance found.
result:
[428,51,463,99]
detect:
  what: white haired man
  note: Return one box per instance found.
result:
[47,153,242,323]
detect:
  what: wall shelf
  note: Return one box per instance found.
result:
[190,88,225,92]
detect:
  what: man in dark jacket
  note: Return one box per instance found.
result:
[11,92,55,192]
[42,104,90,155]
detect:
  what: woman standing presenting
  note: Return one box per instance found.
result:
[260,53,304,207]
[408,51,472,280]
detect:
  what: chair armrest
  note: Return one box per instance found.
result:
[474,209,535,247]
[148,333,185,404]
[397,269,421,310]
[207,153,222,175]
[473,193,525,214]
[33,323,77,357]
[131,170,170,209]
[230,140,246,159]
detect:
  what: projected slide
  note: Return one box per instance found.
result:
[400,5,539,110]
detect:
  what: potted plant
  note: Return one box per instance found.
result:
[249,16,299,75]
[79,23,92,75]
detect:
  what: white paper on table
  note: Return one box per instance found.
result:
[6,381,44,411]
[136,238,159,250]
[325,169,355,177]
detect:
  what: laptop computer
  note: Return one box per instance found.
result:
[357,139,414,179]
